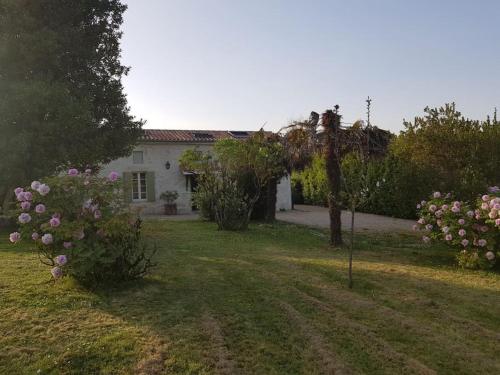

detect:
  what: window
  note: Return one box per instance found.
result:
[132,151,144,164]
[132,172,147,201]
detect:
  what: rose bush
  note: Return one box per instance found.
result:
[415,187,500,269]
[8,169,155,286]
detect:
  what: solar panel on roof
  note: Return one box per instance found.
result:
[193,133,213,139]
[229,131,249,137]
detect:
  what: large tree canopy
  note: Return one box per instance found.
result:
[0,0,143,205]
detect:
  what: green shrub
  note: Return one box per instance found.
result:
[8,169,155,287]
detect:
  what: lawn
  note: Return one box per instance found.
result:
[0,220,499,374]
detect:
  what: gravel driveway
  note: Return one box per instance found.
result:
[277,204,415,232]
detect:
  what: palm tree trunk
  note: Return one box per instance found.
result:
[349,205,355,289]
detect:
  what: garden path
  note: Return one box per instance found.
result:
[277,204,415,232]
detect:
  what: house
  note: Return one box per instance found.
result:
[100,129,292,215]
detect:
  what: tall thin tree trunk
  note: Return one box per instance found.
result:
[265,178,277,222]
[349,205,355,289]
[323,109,343,246]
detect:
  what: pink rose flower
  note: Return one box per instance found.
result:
[466,210,474,217]
[35,204,46,214]
[416,204,421,209]
[451,206,460,213]
[445,234,453,241]
[429,205,437,212]
[485,251,495,261]
[21,201,31,211]
[41,233,53,245]
[478,239,487,247]
[458,229,466,237]
[482,194,489,202]
[68,168,79,176]
[435,210,443,218]
[461,239,469,247]
[496,218,500,226]
[9,232,21,243]
[480,226,488,233]
[421,200,427,206]
[32,232,39,241]
[433,192,441,198]
[55,255,68,266]
[417,218,425,225]
[14,187,24,195]
[489,210,497,219]
[425,224,433,231]
[481,202,489,210]
[18,213,31,224]
[442,226,450,234]
[442,204,449,211]
[458,219,465,225]
[23,191,33,201]
[51,267,63,279]
[31,181,41,190]
[49,217,61,227]
[108,171,119,182]
[37,184,50,196]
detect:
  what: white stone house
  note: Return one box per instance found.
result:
[101,129,292,215]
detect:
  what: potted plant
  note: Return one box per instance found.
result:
[160,190,179,215]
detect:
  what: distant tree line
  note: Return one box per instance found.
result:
[291,104,500,219]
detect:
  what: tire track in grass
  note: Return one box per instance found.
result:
[291,288,437,375]
[201,312,239,375]
[279,301,353,375]
[135,335,169,375]
[238,261,436,374]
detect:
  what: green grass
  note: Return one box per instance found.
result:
[1,220,499,374]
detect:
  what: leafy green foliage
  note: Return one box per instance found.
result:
[0,0,143,207]
[160,191,179,204]
[391,103,499,201]
[291,154,329,206]
[181,131,288,229]
[9,171,155,286]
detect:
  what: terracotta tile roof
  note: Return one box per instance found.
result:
[142,129,257,143]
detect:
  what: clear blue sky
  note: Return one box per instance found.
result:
[121,0,500,133]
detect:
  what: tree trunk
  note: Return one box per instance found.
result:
[323,109,343,246]
[349,205,354,289]
[265,178,277,222]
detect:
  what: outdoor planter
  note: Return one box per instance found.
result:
[164,203,178,215]
[160,190,179,216]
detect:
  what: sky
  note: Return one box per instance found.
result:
[120,0,500,133]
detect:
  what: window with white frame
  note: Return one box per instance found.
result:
[132,151,144,164]
[132,172,147,201]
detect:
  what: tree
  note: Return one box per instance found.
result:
[323,109,343,246]
[0,0,143,211]
[341,152,371,288]
[179,130,287,229]
[391,103,500,200]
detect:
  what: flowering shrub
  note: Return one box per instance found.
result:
[415,187,500,269]
[8,169,155,286]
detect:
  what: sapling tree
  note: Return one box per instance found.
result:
[340,152,372,288]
